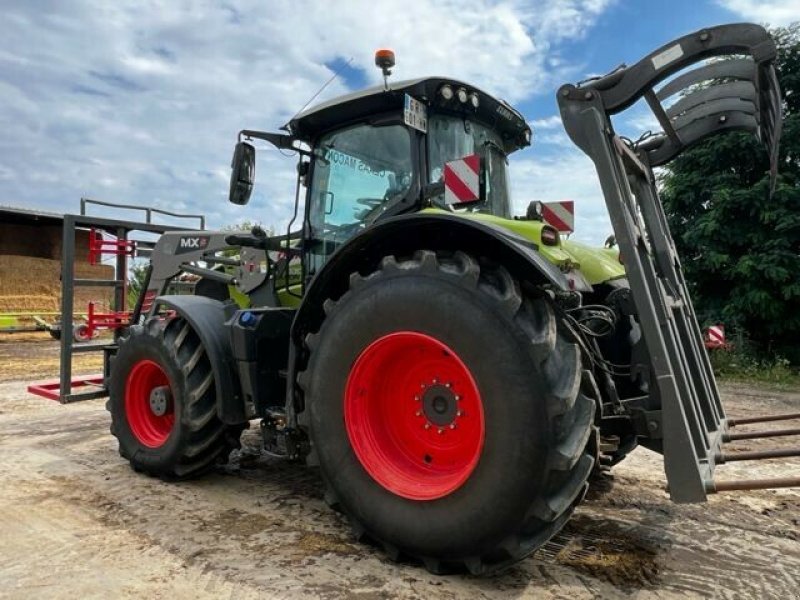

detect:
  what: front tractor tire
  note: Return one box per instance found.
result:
[107,317,242,479]
[300,251,596,574]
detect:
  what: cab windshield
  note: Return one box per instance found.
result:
[427,114,512,218]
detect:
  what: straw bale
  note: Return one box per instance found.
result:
[0,255,115,313]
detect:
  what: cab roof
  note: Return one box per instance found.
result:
[286,77,532,153]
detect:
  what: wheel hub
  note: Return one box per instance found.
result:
[421,384,458,426]
[148,385,172,417]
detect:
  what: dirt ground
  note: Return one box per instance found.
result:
[0,334,798,599]
[0,333,103,383]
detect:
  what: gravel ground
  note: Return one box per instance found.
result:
[0,337,798,598]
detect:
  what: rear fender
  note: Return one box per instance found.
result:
[292,212,570,348]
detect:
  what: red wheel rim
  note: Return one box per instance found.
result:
[344,332,484,500]
[125,359,175,448]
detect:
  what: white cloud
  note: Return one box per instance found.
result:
[531,115,563,130]
[0,0,615,231]
[716,0,800,25]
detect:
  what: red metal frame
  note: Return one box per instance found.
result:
[140,290,157,315]
[84,301,132,338]
[88,227,136,266]
[28,374,105,401]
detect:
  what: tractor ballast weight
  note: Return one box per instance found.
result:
[557,23,784,501]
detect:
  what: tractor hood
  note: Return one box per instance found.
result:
[424,209,626,286]
[560,239,625,285]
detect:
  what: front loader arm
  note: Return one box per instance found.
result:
[139,231,269,318]
[557,23,790,502]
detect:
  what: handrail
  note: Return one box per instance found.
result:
[80,197,205,230]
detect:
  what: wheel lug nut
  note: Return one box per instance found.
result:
[424,423,431,430]
[449,423,456,430]
[455,395,461,401]
[445,382,451,388]
[456,410,463,417]
[433,378,438,384]
[415,411,422,417]
[437,428,444,434]
[414,395,420,401]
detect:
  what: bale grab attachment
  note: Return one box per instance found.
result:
[557,23,797,501]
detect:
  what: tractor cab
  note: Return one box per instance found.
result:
[296,86,528,274]
[229,66,533,282]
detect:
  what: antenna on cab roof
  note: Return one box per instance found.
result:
[284,56,354,130]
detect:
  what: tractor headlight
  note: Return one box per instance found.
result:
[457,88,468,103]
[439,84,454,101]
[469,92,479,108]
[541,225,560,246]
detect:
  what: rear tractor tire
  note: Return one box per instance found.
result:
[107,316,243,479]
[300,250,596,574]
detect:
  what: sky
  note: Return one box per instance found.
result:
[1,0,798,246]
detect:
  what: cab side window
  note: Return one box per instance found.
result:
[307,123,412,273]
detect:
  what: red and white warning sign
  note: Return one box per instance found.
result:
[444,154,480,205]
[542,201,575,233]
[705,324,726,350]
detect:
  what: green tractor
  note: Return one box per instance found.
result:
[107,24,794,574]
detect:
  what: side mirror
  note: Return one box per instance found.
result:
[229,141,256,205]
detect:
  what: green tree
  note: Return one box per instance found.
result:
[221,220,272,235]
[127,261,150,307]
[660,24,800,362]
